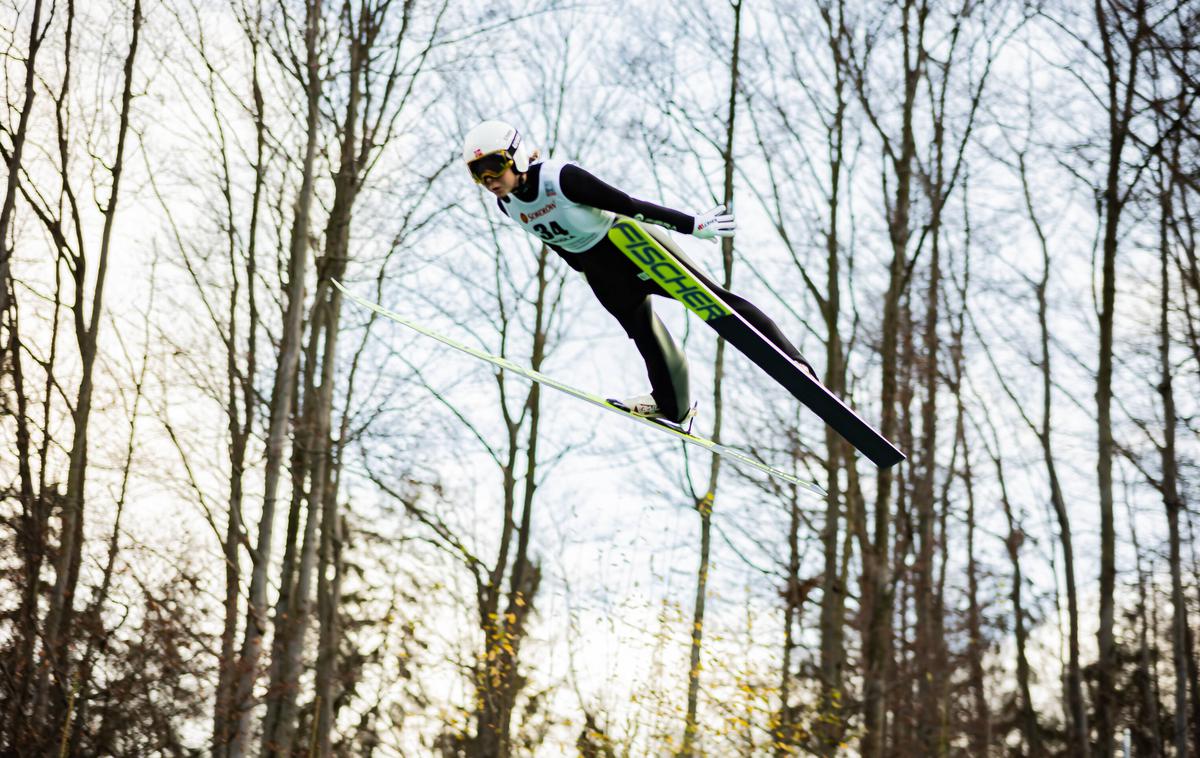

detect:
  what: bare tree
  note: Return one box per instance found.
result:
[1154,13,1197,753]
[1074,1,1156,751]
[610,0,759,752]
[3,3,147,751]
[142,4,274,753]
[943,192,996,755]
[971,391,1043,757]
[376,221,564,757]
[0,1,57,733]
[259,3,451,753]
[742,1,855,746]
[1152,66,1190,757]
[228,1,323,753]
[209,2,268,752]
[840,3,926,752]
[678,4,746,755]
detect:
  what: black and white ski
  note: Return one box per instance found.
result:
[608,218,906,469]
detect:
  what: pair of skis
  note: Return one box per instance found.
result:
[336,218,903,491]
[334,279,824,495]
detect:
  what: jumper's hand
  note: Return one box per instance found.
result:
[692,204,736,242]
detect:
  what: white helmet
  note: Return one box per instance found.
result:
[462,120,530,180]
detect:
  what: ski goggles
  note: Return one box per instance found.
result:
[467,151,514,183]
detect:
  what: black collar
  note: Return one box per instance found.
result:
[510,162,542,202]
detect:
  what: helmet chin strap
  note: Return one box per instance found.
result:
[512,168,535,199]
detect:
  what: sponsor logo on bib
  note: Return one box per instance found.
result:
[525,202,556,222]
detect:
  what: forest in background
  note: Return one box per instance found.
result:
[1,0,1198,755]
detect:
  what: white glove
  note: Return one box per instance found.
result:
[692,204,736,242]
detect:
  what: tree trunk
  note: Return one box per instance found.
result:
[3,325,32,740]
[776,492,805,756]
[1094,86,1120,758]
[682,4,742,755]
[1019,149,1090,756]
[214,11,266,753]
[681,492,714,758]
[470,197,557,756]
[1159,169,1189,758]
[262,394,323,757]
[961,419,989,754]
[314,505,345,757]
[297,82,365,753]
[914,202,942,758]
[816,4,848,751]
[34,1,142,740]
[1185,620,1200,753]
[1093,2,1147,752]
[862,4,923,753]
[228,2,322,753]
[993,446,1041,756]
[1127,510,1164,757]
[258,425,310,754]
[262,23,364,745]
[472,345,543,758]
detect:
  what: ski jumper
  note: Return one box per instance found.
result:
[497,159,809,423]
